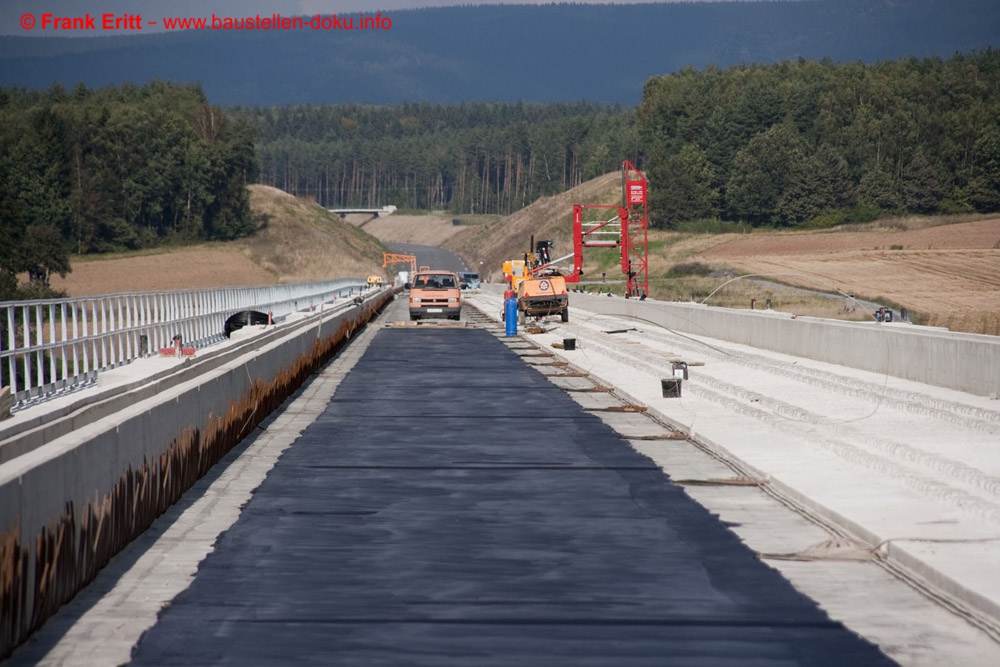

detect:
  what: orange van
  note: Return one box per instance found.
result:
[408,270,461,321]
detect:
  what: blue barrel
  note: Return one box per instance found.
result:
[505,297,518,336]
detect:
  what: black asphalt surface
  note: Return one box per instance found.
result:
[129,326,893,666]
[386,242,471,274]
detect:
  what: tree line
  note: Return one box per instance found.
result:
[233,102,641,215]
[244,49,1000,227]
[4,49,1000,300]
[638,49,1000,228]
[0,81,256,299]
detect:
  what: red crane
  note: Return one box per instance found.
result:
[565,160,649,298]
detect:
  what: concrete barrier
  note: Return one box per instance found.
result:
[570,293,1000,397]
[0,290,392,659]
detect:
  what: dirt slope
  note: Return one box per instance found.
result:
[443,172,622,282]
[240,185,388,283]
[351,213,490,247]
[438,172,999,335]
[51,185,389,296]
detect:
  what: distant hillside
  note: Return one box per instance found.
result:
[240,185,388,283]
[51,185,390,296]
[2,0,998,105]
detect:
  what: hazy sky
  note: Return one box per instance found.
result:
[5,1,746,36]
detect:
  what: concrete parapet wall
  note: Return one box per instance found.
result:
[1,300,382,544]
[570,293,999,397]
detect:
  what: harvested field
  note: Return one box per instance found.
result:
[696,219,1000,335]
[49,248,275,296]
[699,219,1000,256]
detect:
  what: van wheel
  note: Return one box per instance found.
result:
[561,308,569,323]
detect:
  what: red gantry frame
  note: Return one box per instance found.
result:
[565,160,649,298]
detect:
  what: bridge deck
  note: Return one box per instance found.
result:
[128,325,891,665]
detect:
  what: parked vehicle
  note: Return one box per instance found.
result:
[407,270,461,321]
[458,271,481,290]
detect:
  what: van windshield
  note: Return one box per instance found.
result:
[413,274,457,289]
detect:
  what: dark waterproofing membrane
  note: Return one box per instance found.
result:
[130,327,892,666]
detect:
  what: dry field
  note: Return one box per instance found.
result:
[49,248,276,296]
[51,185,389,296]
[694,219,1000,335]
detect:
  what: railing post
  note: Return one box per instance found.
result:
[22,304,33,397]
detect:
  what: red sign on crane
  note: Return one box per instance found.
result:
[626,180,646,205]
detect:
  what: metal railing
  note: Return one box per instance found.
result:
[1,279,368,411]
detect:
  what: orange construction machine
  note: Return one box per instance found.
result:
[503,237,570,323]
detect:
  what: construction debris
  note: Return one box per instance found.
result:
[587,404,648,413]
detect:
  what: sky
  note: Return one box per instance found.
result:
[4,1,745,36]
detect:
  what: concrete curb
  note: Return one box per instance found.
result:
[569,292,1000,397]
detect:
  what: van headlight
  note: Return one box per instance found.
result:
[411,298,421,304]
[448,297,457,303]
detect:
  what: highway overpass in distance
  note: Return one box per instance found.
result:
[328,205,398,218]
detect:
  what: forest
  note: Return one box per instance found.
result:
[3,49,1000,301]
[243,49,1000,228]
[235,102,640,215]
[0,81,256,299]
[639,50,1000,227]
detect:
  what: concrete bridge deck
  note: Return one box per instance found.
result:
[123,318,890,665]
[9,294,1000,665]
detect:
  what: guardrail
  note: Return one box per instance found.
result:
[1,279,367,411]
